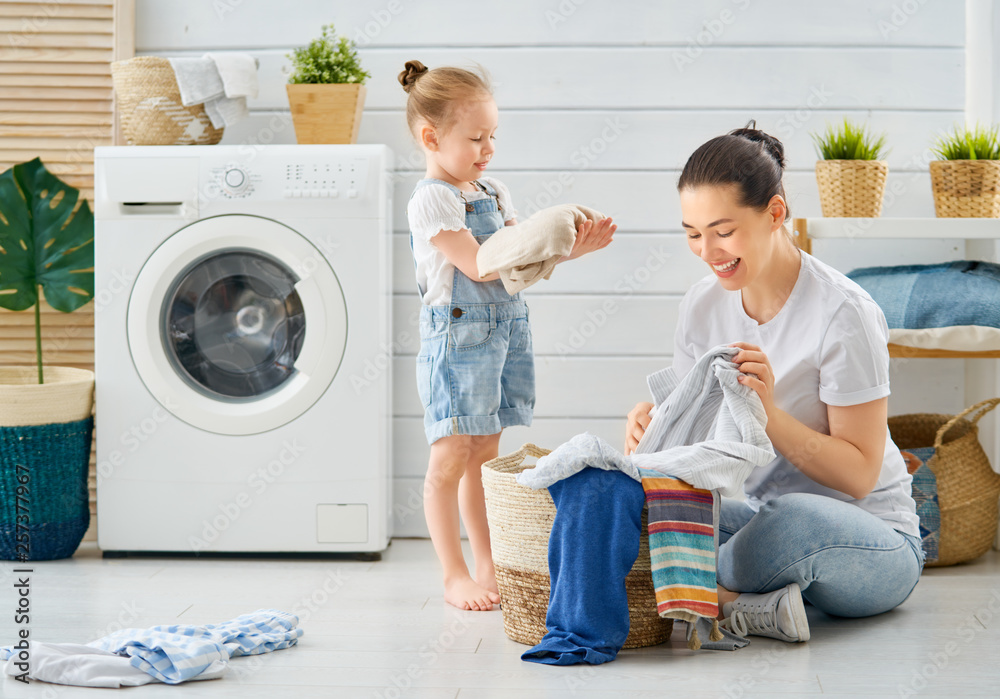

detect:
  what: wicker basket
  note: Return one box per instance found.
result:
[0,366,95,561]
[815,160,889,217]
[110,56,224,146]
[888,398,1000,566]
[929,160,1000,218]
[482,444,673,648]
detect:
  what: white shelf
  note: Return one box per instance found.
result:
[795,217,1000,239]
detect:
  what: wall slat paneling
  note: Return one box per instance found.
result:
[128,1,973,539]
[0,0,133,543]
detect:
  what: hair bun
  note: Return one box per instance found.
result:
[398,60,428,93]
[730,120,786,169]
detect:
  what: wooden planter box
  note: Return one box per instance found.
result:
[286,84,366,144]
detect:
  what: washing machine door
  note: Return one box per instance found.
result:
[127,214,346,435]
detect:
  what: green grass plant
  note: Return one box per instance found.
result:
[932,123,1000,160]
[812,118,889,160]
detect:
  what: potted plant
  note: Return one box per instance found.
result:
[929,123,1000,218]
[0,158,95,561]
[286,24,371,144]
[811,118,890,217]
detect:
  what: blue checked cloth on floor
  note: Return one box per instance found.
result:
[1,609,301,685]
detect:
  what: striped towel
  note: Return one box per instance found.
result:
[639,469,723,648]
[1,609,301,686]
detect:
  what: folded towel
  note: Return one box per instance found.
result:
[167,53,258,129]
[206,52,259,99]
[476,203,604,294]
[1,609,300,686]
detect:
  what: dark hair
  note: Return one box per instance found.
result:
[677,120,789,220]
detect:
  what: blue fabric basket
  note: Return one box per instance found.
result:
[0,417,92,561]
[846,260,1000,329]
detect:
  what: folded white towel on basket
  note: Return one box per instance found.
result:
[167,53,258,129]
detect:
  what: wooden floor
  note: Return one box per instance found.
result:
[3,539,999,698]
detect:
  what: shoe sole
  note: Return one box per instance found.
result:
[787,583,810,642]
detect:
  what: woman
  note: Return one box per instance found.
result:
[626,124,923,642]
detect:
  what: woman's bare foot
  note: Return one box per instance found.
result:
[444,575,497,611]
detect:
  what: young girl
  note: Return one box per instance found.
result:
[627,124,923,641]
[398,60,615,611]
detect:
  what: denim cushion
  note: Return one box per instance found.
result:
[847,260,1000,329]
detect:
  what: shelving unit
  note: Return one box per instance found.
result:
[791,217,1000,359]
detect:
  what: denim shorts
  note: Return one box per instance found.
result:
[416,302,535,445]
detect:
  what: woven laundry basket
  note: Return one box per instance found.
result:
[929,160,1000,218]
[815,160,889,217]
[482,443,673,648]
[111,56,224,145]
[0,366,94,561]
[888,398,1000,566]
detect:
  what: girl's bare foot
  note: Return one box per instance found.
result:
[444,575,497,611]
[475,562,501,604]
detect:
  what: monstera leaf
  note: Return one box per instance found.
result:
[0,158,95,382]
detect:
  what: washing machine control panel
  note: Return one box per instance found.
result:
[281,158,369,200]
[208,163,261,199]
[197,151,376,210]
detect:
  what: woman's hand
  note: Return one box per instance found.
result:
[566,217,616,260]
[730,342,776,415]
[625,401,654,455]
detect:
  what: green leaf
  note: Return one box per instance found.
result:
[0,158,95,313]
[286,23,370,85]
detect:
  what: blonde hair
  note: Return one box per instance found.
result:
[398,60,492,136]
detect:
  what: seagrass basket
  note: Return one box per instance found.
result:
[110,56,224,146]
[929,160,1000,218]
[888,398,1000,566]
[482,443,673,648]
[815,160,889,217]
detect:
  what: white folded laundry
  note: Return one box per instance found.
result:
[207,52,259,99]
[167,53,258,129]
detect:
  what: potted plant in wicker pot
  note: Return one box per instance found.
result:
[811,118,890,217]
[929,123,1000,218]
[286,24,371,144]
[0,158,95,561]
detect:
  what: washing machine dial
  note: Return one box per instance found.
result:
[222,167,249,196]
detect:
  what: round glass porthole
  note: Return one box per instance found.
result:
[163,250,306,399]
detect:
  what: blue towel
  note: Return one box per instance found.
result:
[847,260,1000,329]
[1,609,301,685]
[521,468,645,665]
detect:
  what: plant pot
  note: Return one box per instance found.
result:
[110,56,224,145]
[815,160,889,217]
[286,83,366,144]
[0,366,94,561]
[929,160,1000,218]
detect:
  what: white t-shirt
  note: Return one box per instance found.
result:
[672,250,919,538]
[406,176,518,306]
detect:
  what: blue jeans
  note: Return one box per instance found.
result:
[718,493,924,618]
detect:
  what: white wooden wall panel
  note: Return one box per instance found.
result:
[136,0,963,49]
[148,47,965,113]
[224,109,962,173]
[134,0,975,539]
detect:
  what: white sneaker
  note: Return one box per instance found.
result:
[721,583,810,643]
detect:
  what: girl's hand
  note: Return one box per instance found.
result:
[625,401,654,455]
[730,342,776,415]
[567,216,616,260]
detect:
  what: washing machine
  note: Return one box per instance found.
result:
[94,145,392,555]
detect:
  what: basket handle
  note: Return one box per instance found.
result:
[507,443,552,464]
[933,398,1000,448]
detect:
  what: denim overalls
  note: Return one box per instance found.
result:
[409,178,535,444]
